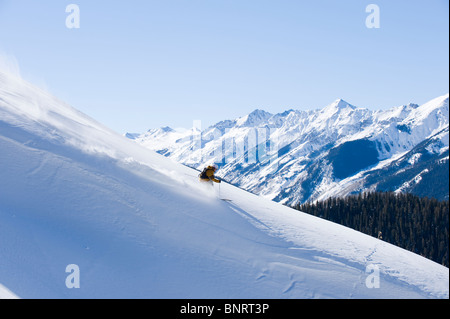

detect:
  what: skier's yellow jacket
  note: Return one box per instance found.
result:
[199,166,221,183]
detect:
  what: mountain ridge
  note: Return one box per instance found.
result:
[131,94,449,204]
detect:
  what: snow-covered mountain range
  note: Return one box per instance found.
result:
[129,94,449,205]
[1,70,448,298]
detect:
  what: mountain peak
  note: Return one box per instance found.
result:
[146,126,174,134]
[249,108,272,117]
[331,98,355,109]
[320,99,356,117]
[160,126,174,133]
[236,108,273,127]
[407,103,420,109]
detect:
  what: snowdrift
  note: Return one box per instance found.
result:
[0,71,448,298]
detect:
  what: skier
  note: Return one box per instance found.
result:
[199,165,221,184]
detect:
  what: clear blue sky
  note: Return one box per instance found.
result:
[0,0,448,133]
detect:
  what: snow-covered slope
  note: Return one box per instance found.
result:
[0,71,448,298]
[0,283,18,299]
[132,95,449,204]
